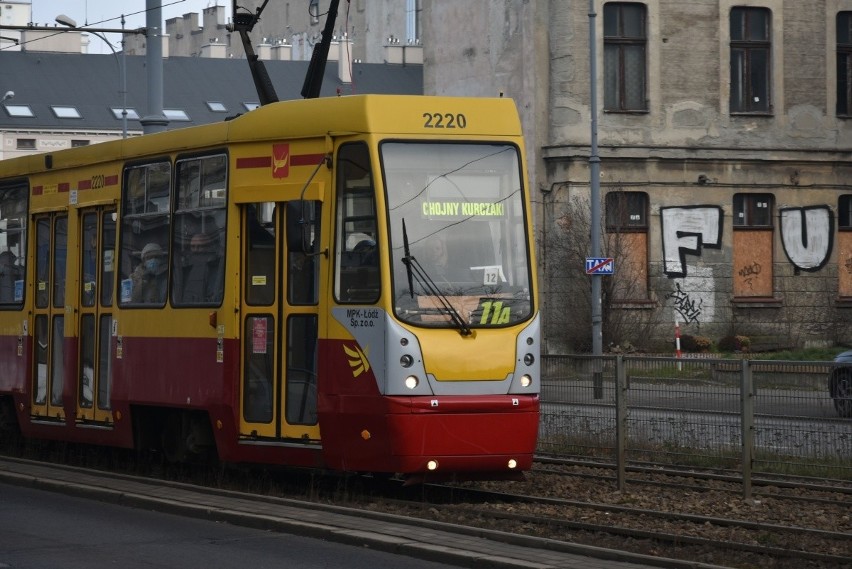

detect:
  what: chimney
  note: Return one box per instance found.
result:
[271,40,291,60]
[404,42,422,65]
[384,36,402,64]
[201,39,226,58]
[256,40,272,60]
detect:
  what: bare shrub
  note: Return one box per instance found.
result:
[545,193,661,352]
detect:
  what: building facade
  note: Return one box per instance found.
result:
[123,1,422,65]
[1,0,87,53]
[424,0,852,352]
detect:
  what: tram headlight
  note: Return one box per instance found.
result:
[523,353,535,366]
[400,354,414,368]
[405,375,419,389]
[508,459,517,469]
[520,374,532,388]
[427,460,439,471]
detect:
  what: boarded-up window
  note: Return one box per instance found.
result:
[733,193,773,297]
[839,195,852,297]
[606,191,648,299]
[612,232,648,299]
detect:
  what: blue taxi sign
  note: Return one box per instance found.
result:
[585,257,614,275]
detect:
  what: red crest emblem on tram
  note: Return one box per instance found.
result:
[272,143,290,178]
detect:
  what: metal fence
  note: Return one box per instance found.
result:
[539,355,852,494]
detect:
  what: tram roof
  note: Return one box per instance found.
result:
[1,94,524,178]
[0,52,523,179]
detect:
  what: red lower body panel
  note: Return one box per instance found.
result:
[319,394,540,475]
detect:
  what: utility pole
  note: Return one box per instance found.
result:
[589,0,603,358]
[140,0,168,134]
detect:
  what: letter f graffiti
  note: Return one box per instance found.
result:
[661,206,723,278]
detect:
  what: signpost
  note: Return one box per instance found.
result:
[585,257,614,275]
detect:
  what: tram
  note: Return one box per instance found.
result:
[0,93,540,480]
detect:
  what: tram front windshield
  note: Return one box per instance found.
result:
[381,142,532,329]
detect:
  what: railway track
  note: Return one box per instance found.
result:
[534,456,852,506]
[391,483,850,568]
[1,442,849,569]
[407,459,851,568]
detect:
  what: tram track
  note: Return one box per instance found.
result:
[416,461,850,568]
[1,444,849,569]
[387,484,850,567]
[533,456,852,506]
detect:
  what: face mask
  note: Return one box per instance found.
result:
[145,258,160,272]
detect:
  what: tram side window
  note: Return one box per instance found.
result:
[286,315,318,425]
[35,218,50,308]
[246,203,276,306]
[0,184,27,306]
[287,201,321,305]
[52,217,67,308]
[118,161,172,306]
[335,143,380,304]
[100,211,117,307]
[171,154,227,306]
[244,314,273,423]
[81,214,98,307]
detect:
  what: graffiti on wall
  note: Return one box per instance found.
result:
[667,283,702,322]
[666,266,716,324]
[661,204,838,277]
[655,203,841,322]
[779,206,834,272]
[737,261,762,291]
[660,206,723,278]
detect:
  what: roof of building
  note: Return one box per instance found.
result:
[0,51,423,132]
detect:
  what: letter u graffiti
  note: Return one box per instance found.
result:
[780,206,833,272]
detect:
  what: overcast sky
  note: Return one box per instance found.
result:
[29,0,230,52]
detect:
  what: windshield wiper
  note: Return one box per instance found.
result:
[402,219,415,299]
[401,219,471,336]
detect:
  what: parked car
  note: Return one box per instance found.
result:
[829,350,852,418]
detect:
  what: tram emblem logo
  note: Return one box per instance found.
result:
[272,143,290,178]
[343,344,370,378]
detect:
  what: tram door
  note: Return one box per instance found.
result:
[75,209,116,424]
[240,201,321,441]
[31,213,68,420]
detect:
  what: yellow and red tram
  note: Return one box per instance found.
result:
[0,95,540,480]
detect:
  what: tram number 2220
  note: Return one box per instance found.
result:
[423,112,467,129]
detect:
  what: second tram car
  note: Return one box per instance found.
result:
[0,95,540,480]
